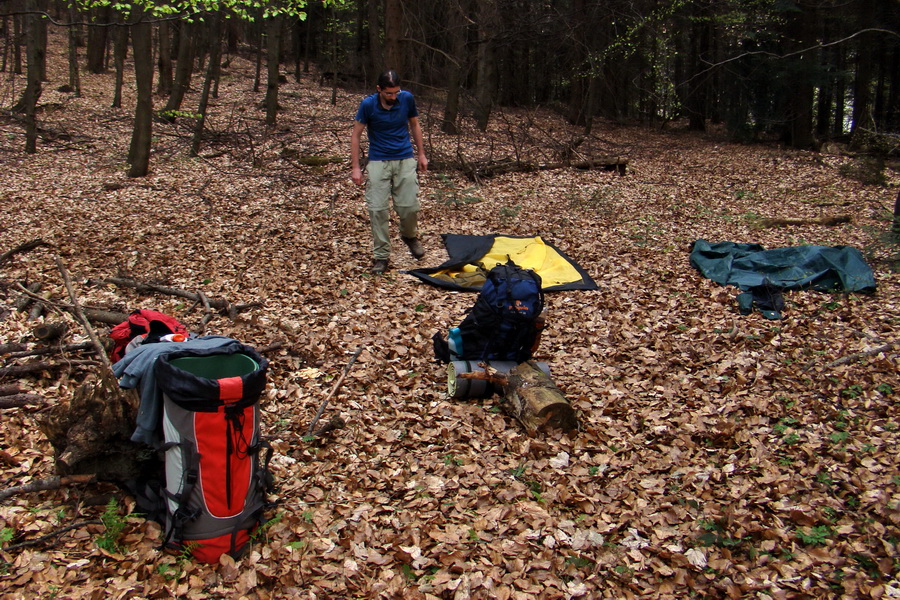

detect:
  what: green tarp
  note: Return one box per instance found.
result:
[689,239,876,293]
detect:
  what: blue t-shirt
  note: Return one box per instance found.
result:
[355,90,419,161]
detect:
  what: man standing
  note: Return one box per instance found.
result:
[351,70,428,274]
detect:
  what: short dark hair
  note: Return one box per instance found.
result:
[377,70,401,89]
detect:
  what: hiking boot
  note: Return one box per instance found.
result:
[372,259,389,274]
[402,236,425,260]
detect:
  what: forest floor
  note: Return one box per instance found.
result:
[1,31,900,600]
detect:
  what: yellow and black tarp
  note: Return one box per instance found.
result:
[407,234,598,292]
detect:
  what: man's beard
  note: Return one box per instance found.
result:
[384,97,398,106]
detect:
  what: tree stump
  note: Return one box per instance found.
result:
[36,370,146,480]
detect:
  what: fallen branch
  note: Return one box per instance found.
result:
[0,343,28,354]
[827,341,897,368]
[0,238,49,268]
[2,519,102,553]
[311,415,346,438]
[0,360,98,377]
[436,156,629,180]
[0,393,43,408]
[0,385,23,396]
[757,215,851,228]
[306,346,363,437]
[0,474,96,503]
[13,282,41,312]
[15,283,128,325]
[7,342,95,359]
[100,277,230,311]
[57,258,114,374]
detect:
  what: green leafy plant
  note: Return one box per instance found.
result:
[252,512,284,541]
[443,454,463,466]
[156,562,180,581]
[773,417,798,434]
[796,525,833,546]
[614,564,635,578]
[507,462,527,478]
[783,432,801,446]
[527,479,544,502]
[157,109,203,120]
[829,431,849,444]
[565,556,595,569]
[96,498,127,553]
[428,175,483,207]
[0,528,14,545]
[499,205,522,220]
[841,384,863,399]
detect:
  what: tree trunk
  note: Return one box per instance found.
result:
[191,12,223,156]
[367,0,382,74]
[265,15,282,127]
[685,3,712,132]
[36,0,46,80]
[833,43,846,137]
[850,0,875,143]
[85,6,109,73]
[156,19,173,96]
[111,20,128,108]
[473,0,497,132]
[67,4,81,96]
[22,0,42,154]
[784,2,816,148]
[383,0,403,74]
[128,15,153,177]
[162,20,194,119]
[892,191,900,237]
[253,26,262,92]
[441,2,466,135]
[566,0,589,127]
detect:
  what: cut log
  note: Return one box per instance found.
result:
[0,393,43,409]
[0,359,98,378]
[460,361,578,433]
[757,215,851,228]
[503,361,578,433]
[432,156,628,181]
[14,282,41,312]
[33,322,68,341]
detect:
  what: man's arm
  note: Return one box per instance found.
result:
[409,116,428,173]
[351,121,366,186]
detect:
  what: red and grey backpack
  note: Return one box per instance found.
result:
[142,344,274,563]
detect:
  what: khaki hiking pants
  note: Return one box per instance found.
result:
[365,158,419,261]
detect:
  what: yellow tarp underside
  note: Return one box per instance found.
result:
[431,236,584,289]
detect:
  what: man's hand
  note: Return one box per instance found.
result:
[351,166,365,186]
[417,155,429,173]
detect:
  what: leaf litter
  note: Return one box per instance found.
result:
[0,30,899,599]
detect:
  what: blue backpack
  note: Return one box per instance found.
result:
[435,260,544,363]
